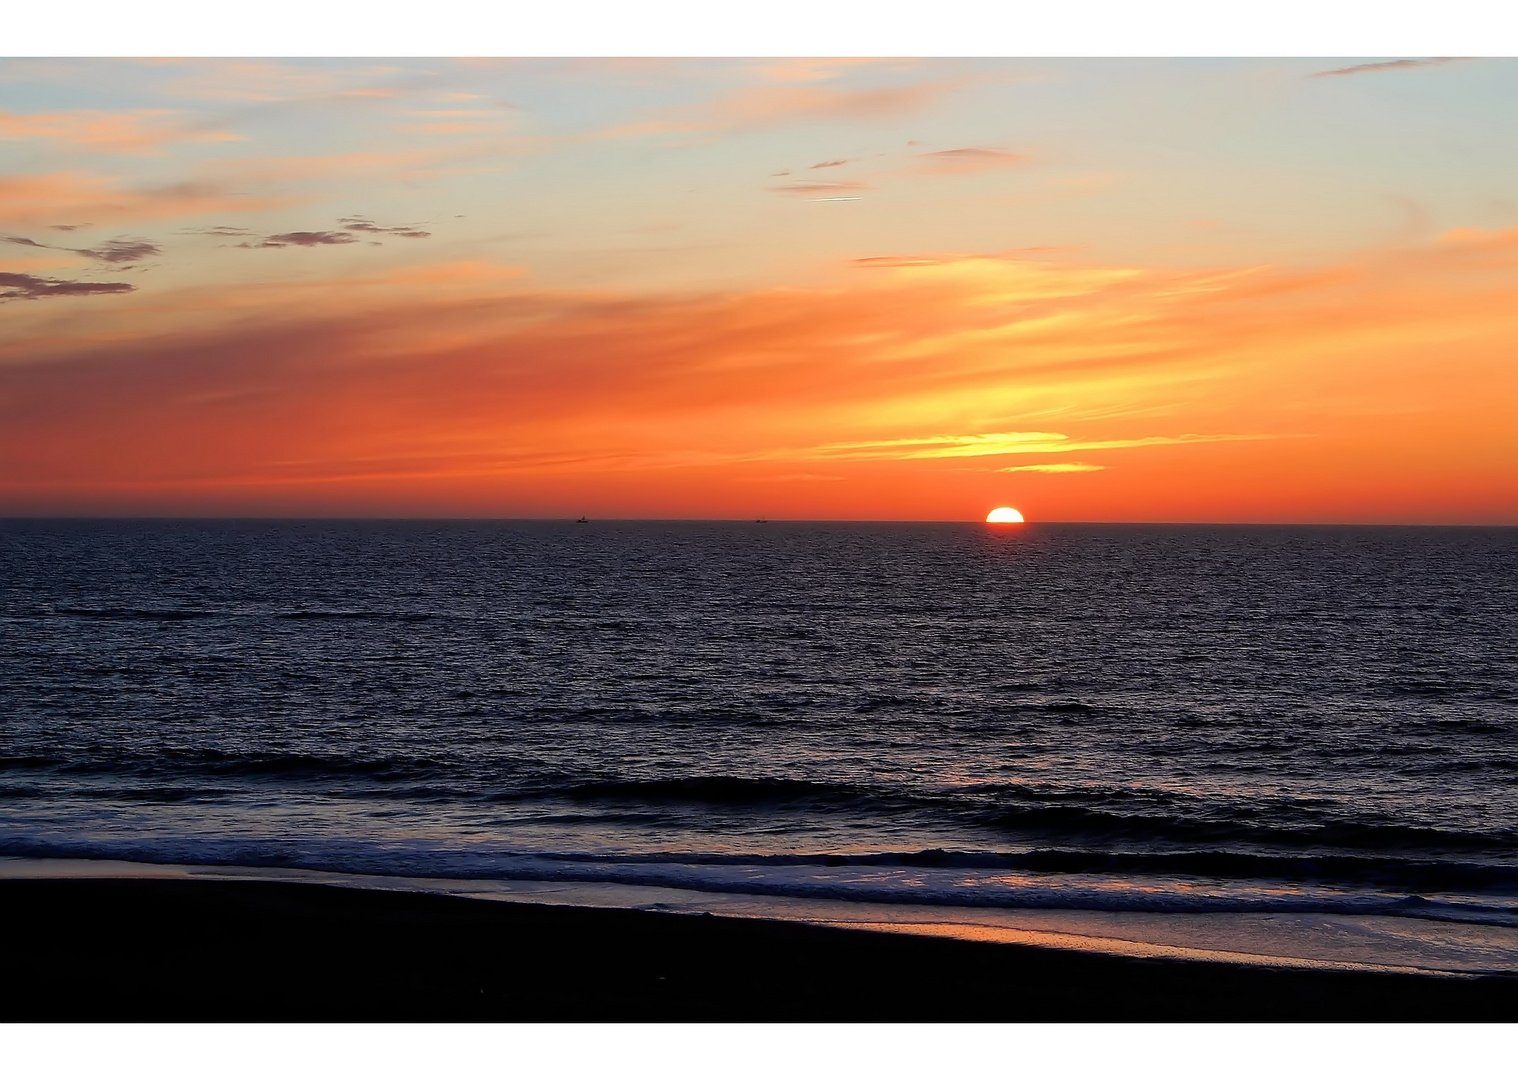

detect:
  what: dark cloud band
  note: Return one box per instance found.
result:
[0,272,135,301]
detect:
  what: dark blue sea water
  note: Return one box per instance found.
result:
[3,520,1516,943]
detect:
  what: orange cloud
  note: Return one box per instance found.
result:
[194,147,497,186]
[813,431,1275,461]
[748,59,891,84]
[151,59,411,103]
[596,75,967,141]
[2,234,1516,521]
[768,180,870,199]
[0,172,288,227]
[911,148,1030,175]
[0,108,242,152]
[712,81,956,127]
[998,462,1106,473]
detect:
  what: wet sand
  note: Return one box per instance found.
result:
[3,876,1516,1021]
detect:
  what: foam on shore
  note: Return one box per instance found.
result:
[5,855,1515,977]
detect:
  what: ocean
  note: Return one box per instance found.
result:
[3,519,1516,972]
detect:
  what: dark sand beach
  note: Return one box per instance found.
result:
[3,876,1516,1021]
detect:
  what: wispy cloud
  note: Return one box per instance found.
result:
[0,172,288,227]
[338,217,431,239]
[73,238,161,264]
[853,248,1074,269]
[768,180,869,199]
[998,462,1106,473]
[597,75,968,142]
[231,217,436,249]
[709,80,958,129]
[748,59,890,84]
[0,108,242,152]
[1311,58,1468,79]
[810,431,1272,461]
[912,148,1029,175]
[150,59,409,103]
[4,232,161,265]
[239,231,358,249]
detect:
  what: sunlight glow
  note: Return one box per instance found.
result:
[3,60,1516,522]
[986,507,1025,523]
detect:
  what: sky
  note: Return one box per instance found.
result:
[2,57,1516,522]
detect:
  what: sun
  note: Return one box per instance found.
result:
[985,506,1025,523]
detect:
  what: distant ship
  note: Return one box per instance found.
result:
[755,518,768,523]
[575,516,588,523]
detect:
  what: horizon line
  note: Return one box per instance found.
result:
[2,515,1515,528]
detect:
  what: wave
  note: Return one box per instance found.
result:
[5,754,1515,859]
[973,802,1518,853]
[2,834,1515,927]
[445,845,1518,898]
[542,777,1518,855]
[813,847,1518,896]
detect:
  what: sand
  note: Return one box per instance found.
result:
[3,876,1517,1020]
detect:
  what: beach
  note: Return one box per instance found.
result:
[4,874,1516,1021]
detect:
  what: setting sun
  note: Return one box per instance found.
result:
[985,507,1025,523]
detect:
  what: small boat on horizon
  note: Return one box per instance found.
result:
[575,516,589,523]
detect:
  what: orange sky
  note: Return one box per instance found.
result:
[3,59,1517,521]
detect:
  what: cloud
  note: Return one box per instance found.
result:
[811,431,1267,461]
[72,238,161,264]
[596,75,967,141]
[852,256,943,268]
[809,159,851,170]
[196,150,475,187]
[1311,58,1468,79]
[4,233,161,265]
[0,172,286,227]
[240,231,359,249]
[714,81,958,128]
[0,107,242,152]
[997,462,1106,473]
[3,148,475,233]
[0,272,135,301]
[749,59,887,84]
[338,217,432,239]
[768,181,869,199]
[4,231,1516,517]
[912,148,1029,175]
[852,248,1075,269]
[230,218,435,249]
[150,59,410,104]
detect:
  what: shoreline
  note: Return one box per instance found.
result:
[5,856,1517,978]
[4,865,1518,1020]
